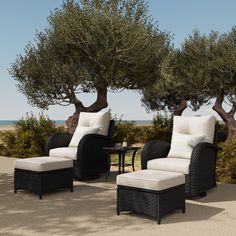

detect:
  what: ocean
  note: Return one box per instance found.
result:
[0,120,152,126]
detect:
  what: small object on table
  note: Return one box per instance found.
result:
[103,146,140,180]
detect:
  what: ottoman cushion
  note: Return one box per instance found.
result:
[14,156,73,172]
[117,170,185,191]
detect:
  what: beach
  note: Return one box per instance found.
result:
[0,124,67,131]
[0,125,15,131]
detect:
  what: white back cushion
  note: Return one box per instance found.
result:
[172,115,216,143]
[69,126,99,147]
[78,111,111,136]
[168,132,204,159]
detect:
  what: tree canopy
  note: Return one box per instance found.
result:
[141,46,208,117]
[10,0,171,132]
[141,27,236,139]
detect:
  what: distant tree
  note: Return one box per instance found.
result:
[9,0,171,132]
[141,48,208,118]
[178,28,236,138]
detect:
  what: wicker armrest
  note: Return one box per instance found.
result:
[141,140,170,169]
[190,142,218,173]
[77,133,112,169]
[45,133,73,155]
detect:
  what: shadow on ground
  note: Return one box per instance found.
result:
[1,171,233,236]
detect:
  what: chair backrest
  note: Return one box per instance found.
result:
[172,115,216,144]
[167,115,216,159]
[68,111,111,147]
[78,111,111,136]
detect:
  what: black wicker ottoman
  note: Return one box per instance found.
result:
[14,156,73,199]
[117,170,185,224]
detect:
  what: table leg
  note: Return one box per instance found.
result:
[118,152,121,174]
[105,153,111,180]
[132,149,138,171]
[122,152,125,173]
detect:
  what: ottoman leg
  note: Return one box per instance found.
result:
[117,188,120,215]
[157,218,161,225]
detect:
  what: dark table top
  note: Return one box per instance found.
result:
[103,146,141,152]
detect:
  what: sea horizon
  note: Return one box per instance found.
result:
[0,119,152,126]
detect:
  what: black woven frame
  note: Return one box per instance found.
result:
[141,140,218,198]
[45,120,114,179]
[117,184,185,224]
[14,168,73,199]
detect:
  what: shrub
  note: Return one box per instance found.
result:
[113,118,137,145]
[217,138,236,184]
[215,121,228,143]
[142,113,171,143]
[0,114,66,158]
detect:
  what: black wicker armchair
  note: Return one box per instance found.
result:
[45,119,114,179]
[141,116,218,199]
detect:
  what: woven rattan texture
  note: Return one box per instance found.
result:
[117,184,185,223]
[14,168,73,199]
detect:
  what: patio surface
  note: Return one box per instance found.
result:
[0,156,236,236]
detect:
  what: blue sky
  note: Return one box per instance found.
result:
[0,0,236,120]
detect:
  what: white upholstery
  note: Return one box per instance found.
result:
[78,111,111,136]
[14,156,73,172]
[117,170,185,191]
[147,158,190,174]
[69,126,99,147]
[168,132,203,159]
[49,147,77,160]
[171,115,215,143]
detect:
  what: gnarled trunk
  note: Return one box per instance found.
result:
[213,93,236,139]
[173,99,187,116]
[66,87,108,133]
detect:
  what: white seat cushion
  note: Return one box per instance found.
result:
[168,132,203,159]
[147,158,190,174]
[78,111,111,136]
[14,156,73,172]
[49,147,77,160]
[117,170,185,191]
[69,126,99,147]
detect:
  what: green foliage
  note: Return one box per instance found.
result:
[9,0,171,113]
[152,113,170,128]
[0,114,66,158]
[142,114,171,142]
[112,113,172,145]
[113,118,136,145]
[217,138,236,184]
[216,121,228,143]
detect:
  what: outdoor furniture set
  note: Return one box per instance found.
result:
[14,111,113,199]
[14,113,218,224]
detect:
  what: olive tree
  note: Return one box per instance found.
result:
[178,28,236,138]
[10,0,171,132]
[141,48,208,118]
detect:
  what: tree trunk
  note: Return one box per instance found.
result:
[173,100,187,116]
[212,93,236,139]
[66,87,108,133]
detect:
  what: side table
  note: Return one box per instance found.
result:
[103,146,140,179]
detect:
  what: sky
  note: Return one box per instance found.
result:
[0,0,236,121]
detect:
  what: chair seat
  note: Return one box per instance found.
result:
[147,157,190,174]
[49,147,77,160]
